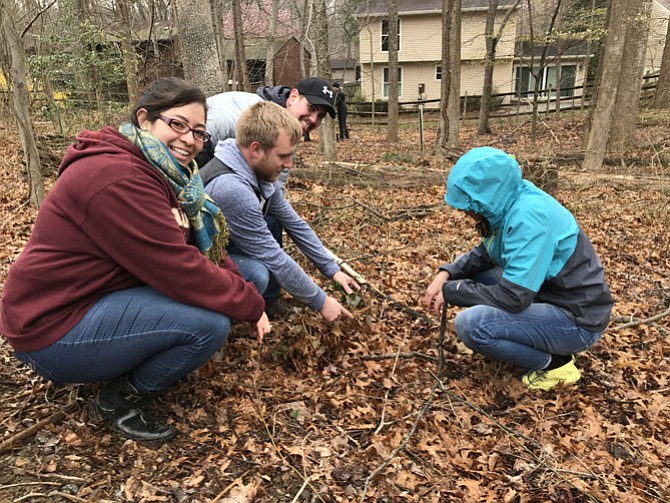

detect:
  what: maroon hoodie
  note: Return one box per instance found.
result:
[0,127,264,352]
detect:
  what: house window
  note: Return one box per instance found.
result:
[381,19,401,52]
[436,65,442,80]
[383,67,403,97]
[515,65,577,98]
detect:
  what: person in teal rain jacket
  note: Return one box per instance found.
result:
[424,147,613,390]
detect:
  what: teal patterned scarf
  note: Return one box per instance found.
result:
[119,122,228,264]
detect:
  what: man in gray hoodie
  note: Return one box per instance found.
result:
[196,78,337,317]
[203,101,359,322]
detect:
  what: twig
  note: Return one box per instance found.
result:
[0,482,60,490]
[358,304,448,502]
[611,306,670,331]
[325,247,434,323]
[210,470,250,503]
[360,351,438,362]
[289,476,311,503]
[373,349,401,435]
[0,401,79,452]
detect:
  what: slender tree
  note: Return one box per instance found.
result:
[265,0,279,85]
[231,0,250,91]
[116,0,141,104]
[435,0,461,158]
[386,0,399,142]
[608,0,652,149]
[583,0,629,170]
[477,0,521,135]
[174,0,223,95]
[0,0,44,207]
[313,0,336,161]
[210,0,229,90]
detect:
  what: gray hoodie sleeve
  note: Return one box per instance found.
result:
[269,190,341,279]
[207,174,328,311]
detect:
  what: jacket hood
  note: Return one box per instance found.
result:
[445,147,522,229]
[256,85,291,107]
[58,127,138,176]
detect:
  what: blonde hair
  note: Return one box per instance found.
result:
[236,101,302,149]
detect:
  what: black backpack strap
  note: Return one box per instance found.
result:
[199,157,270,215]
[199,156,234,187]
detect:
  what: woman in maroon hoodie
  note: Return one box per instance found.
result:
[0,78,270,442]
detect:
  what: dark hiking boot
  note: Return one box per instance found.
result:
[93,376,176,442]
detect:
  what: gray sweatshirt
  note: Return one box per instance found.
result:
[204,139,340,310]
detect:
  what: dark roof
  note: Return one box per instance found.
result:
[516,39,589,58]
[356,0,519,16]
[331,58,358,70]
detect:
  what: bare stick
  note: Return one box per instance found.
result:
[612,306,670,331]
[361,351,438,362]
[357,304,448,502]
[0,402,78,452]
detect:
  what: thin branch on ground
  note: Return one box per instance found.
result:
[0,401,79,453]
[361,351,438,362]
[611,306,670,331]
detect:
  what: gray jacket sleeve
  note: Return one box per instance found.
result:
[208,176,328,311]
[269,191,340,279]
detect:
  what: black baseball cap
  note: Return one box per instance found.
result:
[296,77,336,118]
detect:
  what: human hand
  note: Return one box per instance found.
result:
[424,270,450,313]
[319,295,354,322]
[332,271,361,294]
[254,312,272,342]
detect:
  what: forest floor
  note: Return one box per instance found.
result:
[0,111,669,503]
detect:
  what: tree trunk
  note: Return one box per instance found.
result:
[174,0,223,96]
[117,0,141,104]
[609,0,652,150]
[435,0,461,158]
[210,0,229,90]
[477,0,499,135]
[313,0,336,161]
[231,0,250,91]
[529,0,561,146]
[0,0,44,208]
[583,0,628,170]
[386,0,399,142]
[653,16,670,108]
[265,0,278,85]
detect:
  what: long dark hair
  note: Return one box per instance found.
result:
[129,77,207,126]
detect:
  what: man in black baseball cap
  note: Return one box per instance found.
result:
[294,77,337,119]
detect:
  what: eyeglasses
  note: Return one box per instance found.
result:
[158,114,211,143]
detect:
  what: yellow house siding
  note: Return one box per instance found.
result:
[358,9,519,103]
[359,59,515,106]
[646,1,670,73]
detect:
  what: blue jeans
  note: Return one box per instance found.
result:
[452,268,603,371]
[228,214,283,304]
[15,286,231,393]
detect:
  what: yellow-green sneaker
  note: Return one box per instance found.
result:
[522,357,581,391]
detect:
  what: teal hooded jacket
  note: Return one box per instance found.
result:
[440,147,613,333]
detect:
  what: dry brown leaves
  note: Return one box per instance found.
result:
[1,113,669,502]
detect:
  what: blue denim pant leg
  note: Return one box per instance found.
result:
[14,286,231,392]
[263,215,283,303]
[228,254,271,296]
[453,303,603,371]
